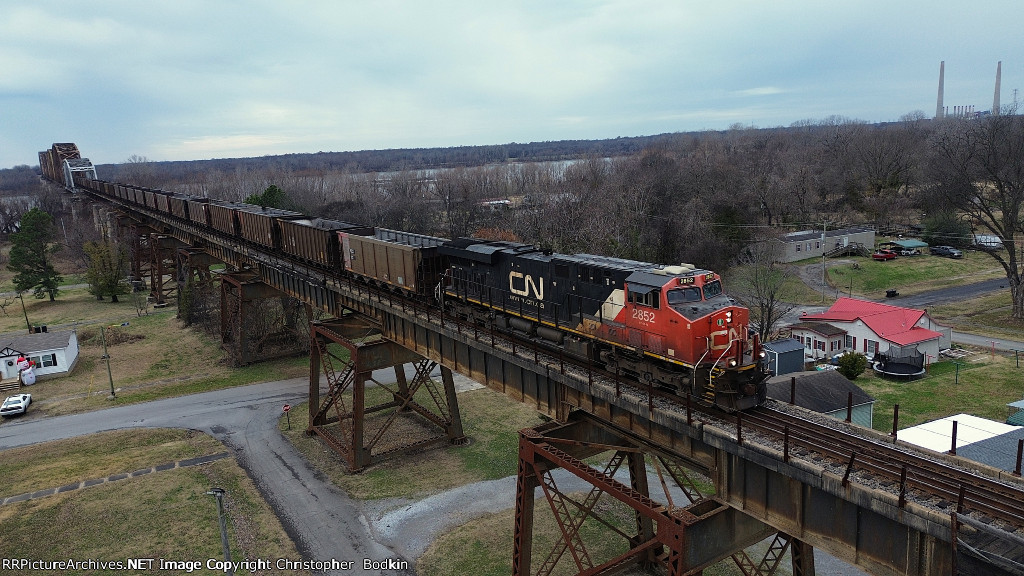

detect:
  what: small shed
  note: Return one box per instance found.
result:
[767,370,875,428]
[0,330,80,382]
[763,338,804,377]
[1007,399,1024,426]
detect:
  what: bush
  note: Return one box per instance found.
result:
[836,352,868,380]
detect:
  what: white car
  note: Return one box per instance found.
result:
[0,393,31,417]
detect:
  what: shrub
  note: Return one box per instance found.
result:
[837,352,868,380]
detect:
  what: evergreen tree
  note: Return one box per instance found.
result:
[7,208,62,301]
[245,185,288,208]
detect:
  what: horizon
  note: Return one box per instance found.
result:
[3,2,1020,169]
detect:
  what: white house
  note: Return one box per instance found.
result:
[790,297,951,364]
[0,330,80,382]
[774,226,875,263]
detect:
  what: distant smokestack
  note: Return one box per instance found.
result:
[993,61,1002,115]
[936,61,945,119]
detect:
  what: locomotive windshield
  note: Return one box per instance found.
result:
[703,280,723,298]
[667,287,702,304]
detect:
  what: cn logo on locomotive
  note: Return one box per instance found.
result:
[509,271,544,300]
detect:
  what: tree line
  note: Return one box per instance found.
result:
[6,110,1024,323]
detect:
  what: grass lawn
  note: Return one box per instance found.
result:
[854,353,1024,433]
[825,253,1003,300]
[0,430,300,575]
[281,385,547,501]
[929,290,1024,340]
[0,286,309,422]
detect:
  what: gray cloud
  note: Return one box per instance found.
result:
[2,1,1020,168]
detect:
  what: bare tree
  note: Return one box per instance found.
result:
[121,154,158,187]
[728,241,795,342]
[927,111,1024,317]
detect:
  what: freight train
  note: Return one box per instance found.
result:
[51,158,768,411]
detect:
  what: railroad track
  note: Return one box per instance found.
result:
[740,404,1024,532]
[394,293,1024,534]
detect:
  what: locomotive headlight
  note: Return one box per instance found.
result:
[725,311,733,323]
[728,359,738,367]
[758,350,767,359]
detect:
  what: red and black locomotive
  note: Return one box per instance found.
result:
[440,239,768,411]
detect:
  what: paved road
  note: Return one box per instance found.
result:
[0,379,411,575]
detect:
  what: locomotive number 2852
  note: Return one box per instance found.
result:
[631,308,656,323]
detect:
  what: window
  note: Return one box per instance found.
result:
[805,336,812,348]
[815,340,825,352]
[667,287,701,305]
[28,354,56,368]
[702,280,723,299]
[845,335,854,349]
[629,288,660,309]
[815,241,820,249]
[795,244,801,252]
[867,340,878,357]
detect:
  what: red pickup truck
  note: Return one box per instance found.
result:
[872,249,898,261]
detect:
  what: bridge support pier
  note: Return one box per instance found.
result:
[307,316,466,472]
[219,271,310,366]
[149,233,183,305]
[512,413,780,576]
[177,247,217,324]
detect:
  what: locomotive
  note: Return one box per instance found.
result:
[52,149,768,411]
[439,239,768,411]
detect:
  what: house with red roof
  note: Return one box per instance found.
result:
[789,297,951,363]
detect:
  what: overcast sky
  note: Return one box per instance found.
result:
[1,1,1020,170]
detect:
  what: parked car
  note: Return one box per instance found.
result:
[872,249,898,261]
[930,245,963,259]
[899,248,921,256]
[0,393,31,417]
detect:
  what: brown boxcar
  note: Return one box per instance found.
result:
[207,201,242,236]
[235,205,306,249]
[168,195,190,219]
[340,229,447,294]
[186,198,210,227]
[278,218,374,268]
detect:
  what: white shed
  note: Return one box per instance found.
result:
[0,330,80,382]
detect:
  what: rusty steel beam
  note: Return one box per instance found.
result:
[307,318,465,471]
[149,233,184,305]
[514,415,777,576]
[219,272,308,366]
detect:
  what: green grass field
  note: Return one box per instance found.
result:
[0,430,300,576]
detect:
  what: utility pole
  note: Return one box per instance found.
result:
[206,488,234,575]
[100,325,115,398]
[18,292,31,333]
[821,221,827,303]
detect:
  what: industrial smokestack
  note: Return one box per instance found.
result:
[936,61,945,119]
[993,61,1002,115]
